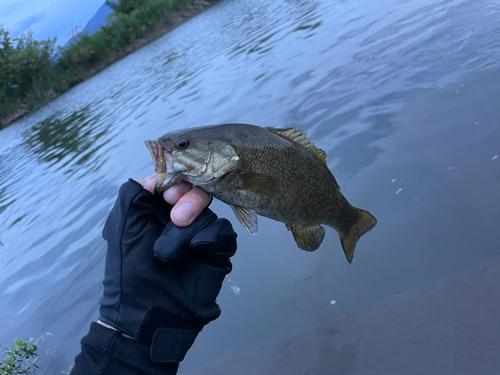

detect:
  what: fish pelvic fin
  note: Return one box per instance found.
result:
[286,224,325,252]
[339,209,377,263]
[231,205,258,235]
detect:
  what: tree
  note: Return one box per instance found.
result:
[105,0,141,15]
[67,24,85,44]
[0,25,57,121]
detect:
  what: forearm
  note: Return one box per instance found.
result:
[71,322,179,375]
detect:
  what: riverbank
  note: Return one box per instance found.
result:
[0,0,218,129]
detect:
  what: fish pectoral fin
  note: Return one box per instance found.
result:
[237,172,278,195]
[231,205,259,235]
[286,224,325,252]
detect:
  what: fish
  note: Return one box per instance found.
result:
[145,123,376,263]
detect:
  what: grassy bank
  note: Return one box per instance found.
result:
[0,0,218,129]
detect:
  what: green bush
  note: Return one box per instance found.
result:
[1,0,217,126]
[0,27,57,121]
[0,339,38,375]
[53,0,202,78]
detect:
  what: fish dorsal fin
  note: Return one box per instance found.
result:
[266,127,327,164]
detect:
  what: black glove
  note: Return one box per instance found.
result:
[98,179,237,363]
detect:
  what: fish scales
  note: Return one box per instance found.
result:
[214,128,340,225]
[145,123,376,263]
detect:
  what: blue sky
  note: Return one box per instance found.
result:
[0,0,106,45]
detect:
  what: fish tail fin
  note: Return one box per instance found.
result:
[339,208,377,263]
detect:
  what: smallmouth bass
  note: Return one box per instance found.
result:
[145,124,376,263]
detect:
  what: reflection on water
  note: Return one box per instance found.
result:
[0,0,499,373]
[0,184,13,217]
[26,107,106,169]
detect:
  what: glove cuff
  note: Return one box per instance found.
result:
[99,309,201,363]
[98,312,134,336]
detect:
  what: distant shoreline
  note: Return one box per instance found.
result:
[70,1,217,85]
[0,0,218,129]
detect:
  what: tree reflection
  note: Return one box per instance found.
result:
[0,166,16,242]
[25,106,109,173]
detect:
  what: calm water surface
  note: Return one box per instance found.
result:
[1,0,499,373]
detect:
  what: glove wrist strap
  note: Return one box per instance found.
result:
[134,306,203,363]
[150,327,200,363]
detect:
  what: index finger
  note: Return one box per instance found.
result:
[164,183,211,227]
[137,173,157,193]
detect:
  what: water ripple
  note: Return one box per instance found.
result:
[0,0,499,370]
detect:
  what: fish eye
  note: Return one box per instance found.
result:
[175,138,190,149]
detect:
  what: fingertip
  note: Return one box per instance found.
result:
[172,202,196,225]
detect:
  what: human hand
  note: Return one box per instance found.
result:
[98,178,237,363]
[138,173,211,227]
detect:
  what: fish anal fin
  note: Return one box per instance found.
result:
[266,127,327,165]
[286,224,325,252]
[231,205,258,234]
[339,209,377,263]
[237,172,278,195]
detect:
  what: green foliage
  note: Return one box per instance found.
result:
[0,339,38,375]
[106,0,139,15]
[0,0,216,126]
[56,0,195,72]
[0,26,57,121]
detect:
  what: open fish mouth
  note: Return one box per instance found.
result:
[145,140,166,172]
[144,140,175,192]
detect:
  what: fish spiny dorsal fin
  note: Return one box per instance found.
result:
[266,127,327,165]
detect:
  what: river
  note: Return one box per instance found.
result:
[1,0,499,373]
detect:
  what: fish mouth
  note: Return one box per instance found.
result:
[144,140,175,193]
[145,140,165,172]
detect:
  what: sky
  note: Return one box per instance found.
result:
[0,0,105,46]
